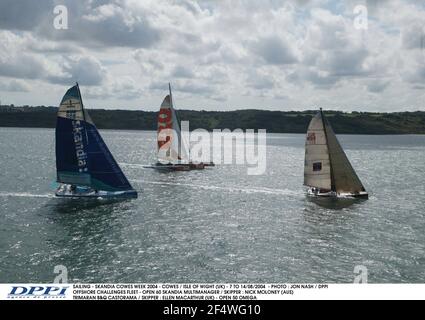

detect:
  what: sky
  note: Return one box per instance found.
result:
[0,0,425,112]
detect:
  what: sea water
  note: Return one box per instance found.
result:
[0,127,424,283]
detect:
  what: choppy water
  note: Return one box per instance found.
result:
[0,127,424,283]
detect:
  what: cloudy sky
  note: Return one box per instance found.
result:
[0,0,424,111]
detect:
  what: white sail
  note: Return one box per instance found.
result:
[57,86,94,125]
[304,112,332,190]
[57,90,84,121]
[324,119,366,193]
[157,85,189,163]
[304,109,367,195]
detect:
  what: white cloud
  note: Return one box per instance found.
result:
[0,0,424,111]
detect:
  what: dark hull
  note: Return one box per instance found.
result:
[151,162,214,171]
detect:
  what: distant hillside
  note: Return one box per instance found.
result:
[1,105,425,134]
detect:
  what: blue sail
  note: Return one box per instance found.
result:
[85,121,133,191]
[55,84,135,193]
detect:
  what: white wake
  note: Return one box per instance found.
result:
[0,192,54,198]
[131,180,297,196]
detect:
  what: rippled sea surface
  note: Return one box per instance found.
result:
[0,127,424,283]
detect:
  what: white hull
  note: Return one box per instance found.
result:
[55,184,137,199]
[307,188,368,199]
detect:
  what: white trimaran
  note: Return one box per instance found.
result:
[304,109,368,199]
[154,83,214,171]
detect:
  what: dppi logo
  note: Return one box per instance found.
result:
[8,286,69,299]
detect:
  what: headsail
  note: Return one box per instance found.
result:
[157,84,190,163]
[323,116,366,193]
[56,84,135,192]
[304,109,366,194]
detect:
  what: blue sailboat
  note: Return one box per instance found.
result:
[55,83,137,199]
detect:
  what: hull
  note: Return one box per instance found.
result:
[203,162,215,167]
[55,185,137,199]
[350,192,369,199]
[152,163,191,171]
[151,162,211,171]
[307,188,368,199]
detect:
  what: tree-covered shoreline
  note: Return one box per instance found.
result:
[1,105,425,134]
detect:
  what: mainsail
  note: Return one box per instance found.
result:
[304,111,332,190]
[56,84,135,192]
[304,109,366,194]
[157,84,189,163]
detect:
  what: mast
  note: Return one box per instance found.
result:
[320,108,336,192]
[168,83,190,161]
[75,82,89,144]
[169,82,173,107]
[76,82,86,120]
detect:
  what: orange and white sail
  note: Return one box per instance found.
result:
[157,84,189,164]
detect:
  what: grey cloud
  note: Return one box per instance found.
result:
[150,80,214,96]
[252,36,298,65]
[0,79,31,92]
[177,0,203,15]
[247,71,275,90]
[149,81,169,91]
[201,43,245,65]
[84,77,141,100]
[404,63,425,84]
[111,77,142,100]
[171,32,221,56]
[77,12,160,48]
[28,40,82,54]
[401,22,425,50]
[323,48,369,77]
[175,82,215,95]
[48,56,106,86]
[367,80,390,93]
[287,67,339,89]
[133,50,165,73]
[0,0,53,31]
[0,55,46,79]
[0,0,161,49]
[171,66,195,78]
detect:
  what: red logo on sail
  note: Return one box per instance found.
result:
[307,132,316,144]
[158,109,172,149]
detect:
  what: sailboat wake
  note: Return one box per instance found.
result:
[0,192,55,198]
[131,180,297,196]
[119,163,154,168]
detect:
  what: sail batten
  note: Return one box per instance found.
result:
[304,110,367,195]
[55,84,134,192]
